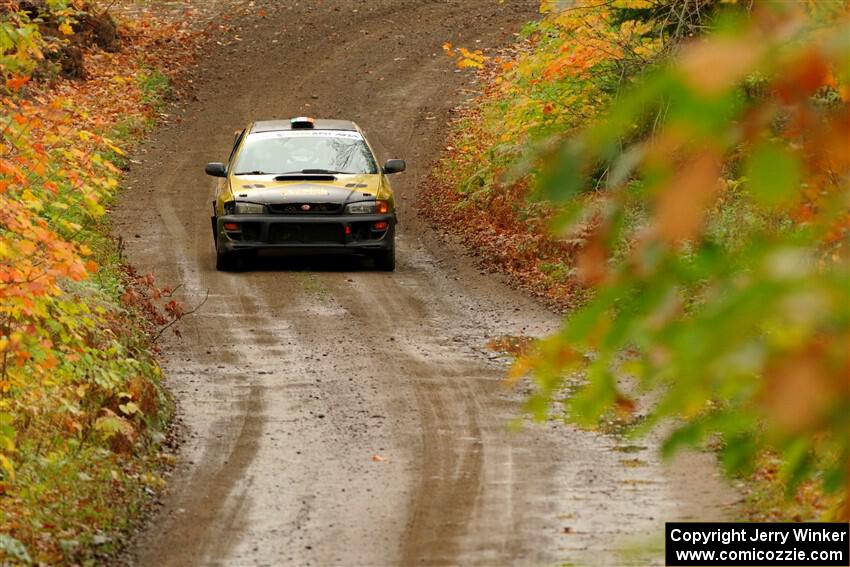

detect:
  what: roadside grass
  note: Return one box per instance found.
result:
[7,435,170,562]
[138,67,174,110]
[103,117,148,170]
[297,272,328,296]
[101,69,173,171]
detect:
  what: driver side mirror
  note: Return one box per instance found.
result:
[382,159,406,174]
[205,162,227,177]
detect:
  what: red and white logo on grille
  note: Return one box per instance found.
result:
[300,204,311,211]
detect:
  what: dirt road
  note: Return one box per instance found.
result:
[115,2,735,565]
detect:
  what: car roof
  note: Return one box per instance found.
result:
[250,119,358,133]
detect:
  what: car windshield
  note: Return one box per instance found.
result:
[233,130,378,175]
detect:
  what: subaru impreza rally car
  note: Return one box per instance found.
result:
[205,117,405,271]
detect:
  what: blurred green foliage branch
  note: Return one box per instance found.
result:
[511,0,849,517]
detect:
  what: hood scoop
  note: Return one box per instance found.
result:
[274,174,336,182]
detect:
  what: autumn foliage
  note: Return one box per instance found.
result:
[428,0,849,519]
[0,1,201,562]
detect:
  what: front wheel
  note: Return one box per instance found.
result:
[371,247,395,271]
[215,242,241,272]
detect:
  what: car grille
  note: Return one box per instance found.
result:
[267,203,342,214]
[268,223,343,244]
[241,223,261,242]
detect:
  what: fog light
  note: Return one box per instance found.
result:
[372,221,389,231]
[223,222,240,231]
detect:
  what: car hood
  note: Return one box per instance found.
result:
[229,174,382,204]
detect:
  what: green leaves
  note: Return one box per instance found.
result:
[511,2,850,517]
[0,534,31,564]
[0,13,43,80]
[746,142,802,208]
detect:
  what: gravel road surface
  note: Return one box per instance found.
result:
[115,2,736,565]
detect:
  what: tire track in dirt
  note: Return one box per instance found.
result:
[115,1,737,566]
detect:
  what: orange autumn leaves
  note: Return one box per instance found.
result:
[510,2,849,514]
[0,7,139,483]
[0,91,120,483]
[0,96,109,304]
[540,2,662,82]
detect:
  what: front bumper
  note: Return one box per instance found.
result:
[215,213,395,255]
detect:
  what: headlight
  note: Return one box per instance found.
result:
[231,202,266,214]
[345,200,390,214]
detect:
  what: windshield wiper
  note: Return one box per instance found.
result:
[234,170,269,175]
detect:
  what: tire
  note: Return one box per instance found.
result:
[215,243,240,271]
[372,247,395,271]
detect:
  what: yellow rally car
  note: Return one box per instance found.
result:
[205,117,405,271]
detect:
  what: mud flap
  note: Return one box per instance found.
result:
[211,201,218,242]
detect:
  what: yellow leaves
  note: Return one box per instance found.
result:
[16,240,36,256]
[539,0,571,14]
[539,0,555,13]
[619,19,653,38]
[58,21,74,36]
[94,411,138,453]
[614,0,654,7]
[444,42,488,69]
[457,57,483,69]
[119,401,139,416]
[102,160,120,175]
[83,196,105,217]
[20,189,42,211]
[0,455,15,481]
[0,412,15,481]
[632,39,662,59]
[140,471,166,490]
[456,47,487,69]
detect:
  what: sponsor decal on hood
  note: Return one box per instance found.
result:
[233,183,375,205]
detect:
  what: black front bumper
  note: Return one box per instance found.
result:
[215,213,395,255]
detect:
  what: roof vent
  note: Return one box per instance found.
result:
[290,117,315,129]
